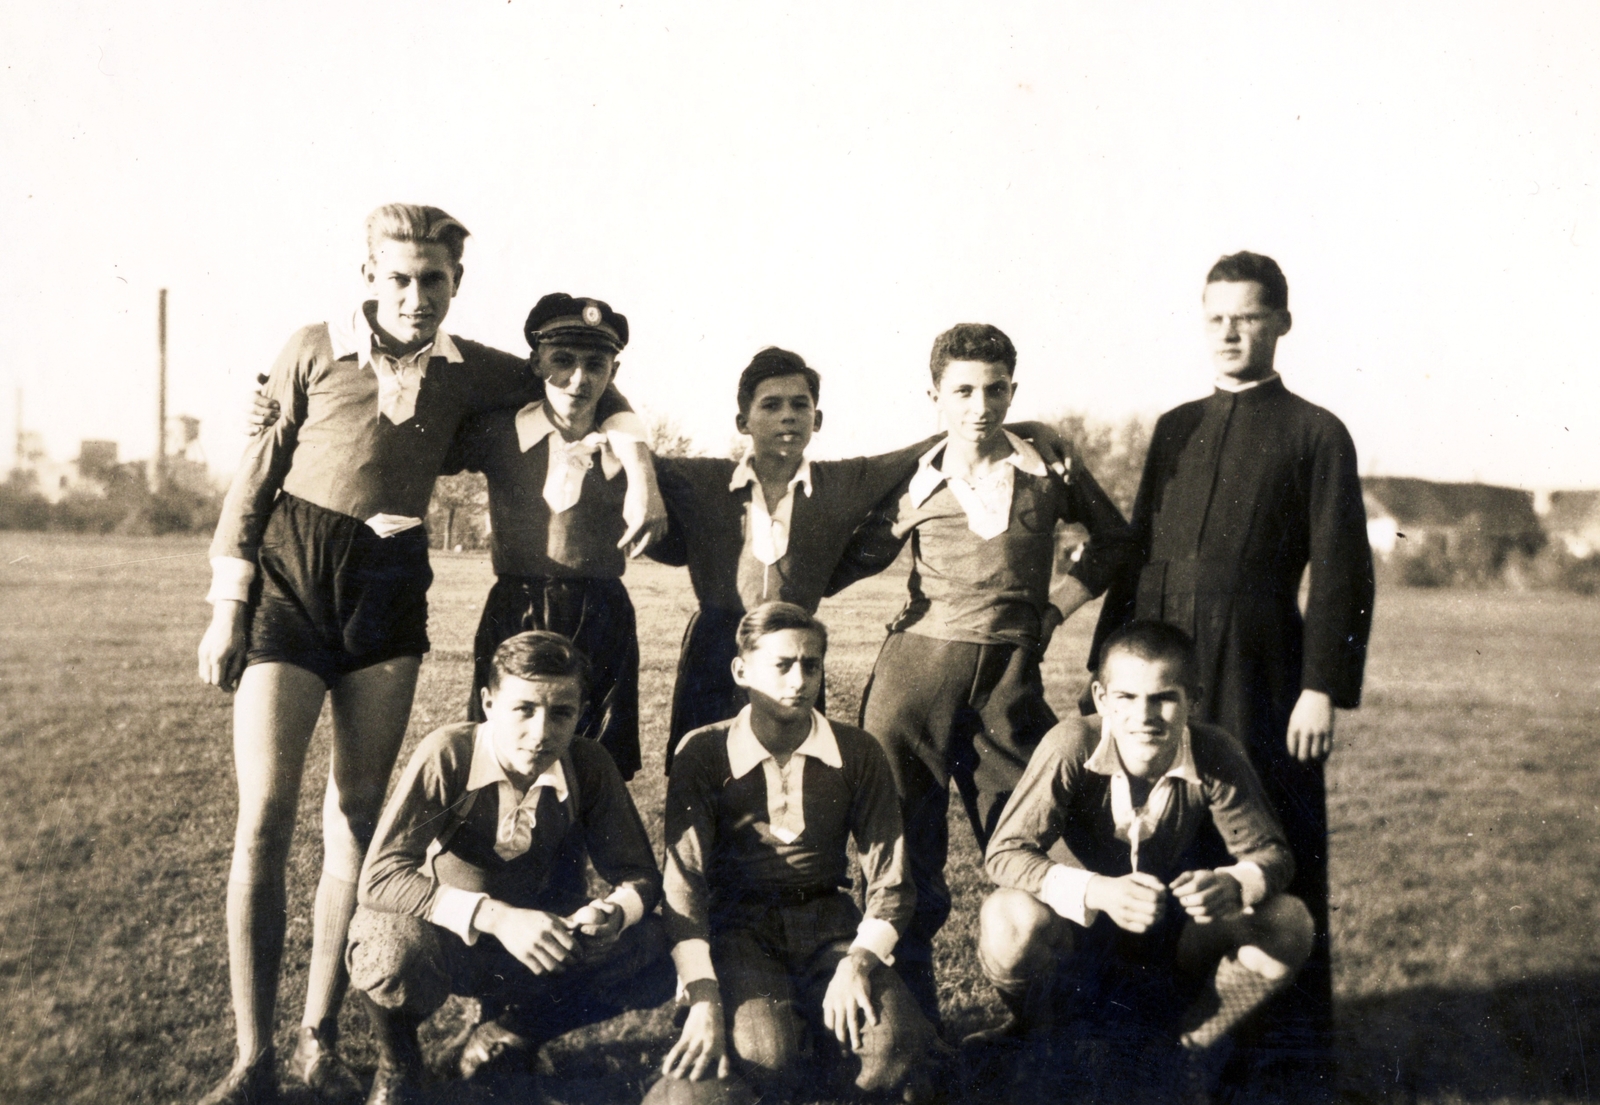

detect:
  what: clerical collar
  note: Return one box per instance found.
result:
[1213,372,1280,394]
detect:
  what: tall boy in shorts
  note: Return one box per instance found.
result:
[979,621,1312,1097]
[649,347,1068,772]
[348,631,673,1103]
[199,206,653,1104]
[846,323,1136,1028]
[657,603,935,1102]
[444,293,650,779]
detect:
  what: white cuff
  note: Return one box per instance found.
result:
[600,410,648,446]
[428,887,489,945]
[207,556,257,605]
[1216,862,1268,909]
[605,885,647,931]
[850,918,899,966]
[1039,864,1099,928]
[671,938,717,985]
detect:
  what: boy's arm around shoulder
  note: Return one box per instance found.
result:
[1055,455,1139,606]
[822,486,913,597]
[570,740,661,925]
[985,720,1104,926]
[358,725,484,937]
[1191,723,1295,905]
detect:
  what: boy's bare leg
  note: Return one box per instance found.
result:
[222,663,328,1072]
[294,657,419,1091]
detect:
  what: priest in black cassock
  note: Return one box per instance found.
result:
[1089,251,1374,1089]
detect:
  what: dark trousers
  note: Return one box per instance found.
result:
[665,606,826,774]
[347,908,675,1042]
[469,574,640,780]
[858,632,1058,1006]
[711,892,933,1097]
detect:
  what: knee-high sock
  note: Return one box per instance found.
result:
[228,877,289,1061]
[301,872,359,1034]
[1178,954,1293,1052]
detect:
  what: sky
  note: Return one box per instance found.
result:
[2,1,1597,489]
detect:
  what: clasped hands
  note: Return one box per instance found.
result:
[473,897,625,976]
[1084,869,1243,933]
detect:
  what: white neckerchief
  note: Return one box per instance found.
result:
[729,457,814,592]
[514,402,623,514]
[1212,371,1280,394]
[907,431,1048,540]
[465,725,570,861]
[725,706,843,844]
[1084,722,1200,873]
[328,304,463,426]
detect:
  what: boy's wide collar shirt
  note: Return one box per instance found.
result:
[729,457,814,571]
[1029,721,1268,928]
[663,714,909,985]
[908,431,1048,540]
[724,705,842,844]
[327,303,465,426]
[514,402,623,513]
[463,723,570,860]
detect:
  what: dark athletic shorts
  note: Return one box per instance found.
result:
[246,493,433,686]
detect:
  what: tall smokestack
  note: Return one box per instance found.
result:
[155,288,167,491]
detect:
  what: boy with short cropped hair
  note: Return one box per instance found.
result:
[347,631,674,1104]
[444,293,649,779]
[201,207,654,1104]
[657,603,935,1102]
[979,620,1313,1096]
[844,322,1137,1029]
[649,346,1069,773]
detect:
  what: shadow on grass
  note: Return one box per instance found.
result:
[1337,973,1600,1104]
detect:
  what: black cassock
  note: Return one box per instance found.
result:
[1090,376,1375,1066]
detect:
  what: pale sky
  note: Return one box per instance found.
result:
[3,2,1597,489]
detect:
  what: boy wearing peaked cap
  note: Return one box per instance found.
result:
[442,293,655,780]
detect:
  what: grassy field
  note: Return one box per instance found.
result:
[3,532,1600,1103]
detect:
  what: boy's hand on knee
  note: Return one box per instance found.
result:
[663,994,729,1081]
[823,949,881,1052]
[1170,870,1243,924]
[475,900,578,975]
[197,600,250,691]
[1085,872,1168,933]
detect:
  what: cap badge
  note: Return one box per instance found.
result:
[582,304,602,326]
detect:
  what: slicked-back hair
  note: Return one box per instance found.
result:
[929,323,1017,385]
[365,203,472,266]
[1205,251,1288,311]
[736,347,821,415]
[735,602,829,657]
[488,630,592,696]
[1096,619,1201,697]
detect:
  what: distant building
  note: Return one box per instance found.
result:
[12,439,122,503]
[1363,476,1544,565]
[1542,490,1600,558]
[163,414,214,493]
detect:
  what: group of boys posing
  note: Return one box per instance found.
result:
[195,203,1374,1105]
